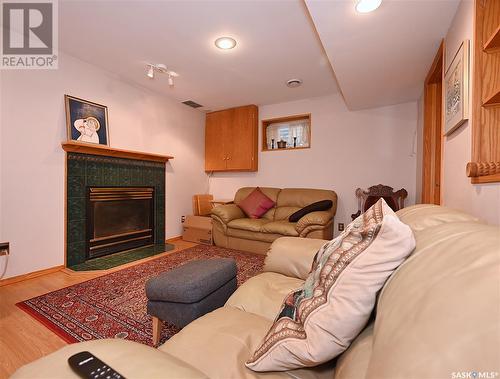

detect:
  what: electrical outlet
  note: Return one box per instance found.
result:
[181,216,186,223]
[0,242,9,256]
[338,223,345,232]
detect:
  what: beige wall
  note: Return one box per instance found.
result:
[440,0,500,225]
[209,94,418,233]
[0,52,206,279]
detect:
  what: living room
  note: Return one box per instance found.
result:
[0,0,499,378]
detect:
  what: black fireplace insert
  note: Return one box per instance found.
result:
[86,187,155,259]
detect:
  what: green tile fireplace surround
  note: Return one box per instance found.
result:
[66,152,167,268]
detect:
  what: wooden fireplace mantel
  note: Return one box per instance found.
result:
[61,141,174,163]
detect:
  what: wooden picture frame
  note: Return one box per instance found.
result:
[443,40,469,136]
[65,95,110,146]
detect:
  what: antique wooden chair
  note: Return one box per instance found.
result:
[351,184,408,220]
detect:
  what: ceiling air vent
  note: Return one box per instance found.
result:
[182,100,203,108]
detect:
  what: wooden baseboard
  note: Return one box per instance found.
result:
[0,265,64,287]
[166,235,182,243]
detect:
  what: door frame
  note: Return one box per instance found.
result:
[422,40,444,205]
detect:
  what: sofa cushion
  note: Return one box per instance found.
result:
[274,206,301,221]
[235,187,281,220]
[227,218,271,232]
[365,221,500,379]
[288,200,333,222]
[264,237,327,281]
[226,272,305,321]
[246,199,415,372]
[334,324,374,379]
[11,339,208,379]
[396,204,481,232]
[159,306,335,379]
[238,187,276,219]
[261,221,299,236]
[227,227,281,243]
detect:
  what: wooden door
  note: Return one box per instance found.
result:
[226,105,258,171]
[422,41,444,205]
[205,110,230,171]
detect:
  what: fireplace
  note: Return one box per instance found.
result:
[86,187,155,259]
[65,151,167,268]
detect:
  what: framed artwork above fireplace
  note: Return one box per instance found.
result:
[65,95,110,146]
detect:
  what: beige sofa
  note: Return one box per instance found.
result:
[12,204,500,378]
[212,187,337,254]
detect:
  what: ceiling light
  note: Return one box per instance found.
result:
[146,63,179,86]
[355,0,382,13]
[147,65,154,78]
[286,79,302,88]
[215,37,237,50]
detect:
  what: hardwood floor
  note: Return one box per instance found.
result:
[0,240,196,379]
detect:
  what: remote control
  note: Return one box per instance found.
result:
[68,351,125,379]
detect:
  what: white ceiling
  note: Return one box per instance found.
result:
[59,0,338,111]
[305,0,460,110]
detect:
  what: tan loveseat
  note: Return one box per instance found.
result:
[12,205,500,379]
[211,187,337,254]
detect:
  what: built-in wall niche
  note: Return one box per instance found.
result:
[262,114,311,151]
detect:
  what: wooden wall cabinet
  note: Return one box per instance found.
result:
[205,105,258,172]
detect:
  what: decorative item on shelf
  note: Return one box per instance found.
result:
[444,40,469,136]
[293,136,297,148]
[277,140,287,149]
[65,95,109,146]
[271,138,275,149]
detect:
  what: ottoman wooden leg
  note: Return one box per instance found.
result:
[152,316,162,346]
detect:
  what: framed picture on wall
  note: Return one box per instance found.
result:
[65,95,110,145]
[444,40,469,136]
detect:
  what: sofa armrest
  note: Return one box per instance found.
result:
[295,211,332,234]
[211,204,245,225]
[11,339,208,379]
[264,237,327,280]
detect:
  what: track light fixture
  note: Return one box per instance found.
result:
[146,63,179,87]
[147,66,154,79]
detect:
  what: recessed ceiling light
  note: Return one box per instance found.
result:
[215,37,237,50]
[286,79,302,88]
[355,0,382,13]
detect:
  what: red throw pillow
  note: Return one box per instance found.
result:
[238,188,276,219]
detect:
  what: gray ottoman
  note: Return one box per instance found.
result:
[145,258,237,345]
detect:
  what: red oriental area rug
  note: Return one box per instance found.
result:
[17,245,265,346]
